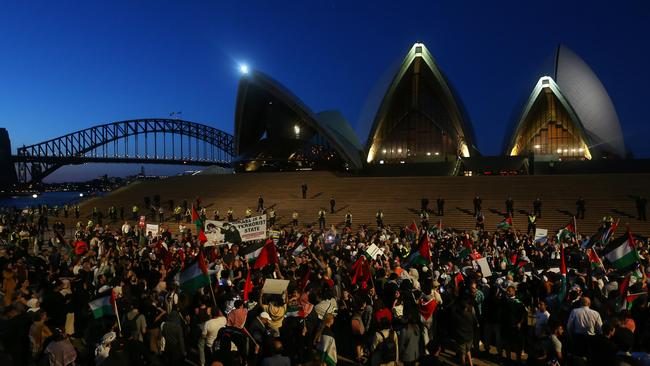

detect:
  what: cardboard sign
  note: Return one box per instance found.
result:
[473,257,492,277]
[145,224,159,236]
[261,279,290,294]
[534,228,548,243]
[365,244,383,260]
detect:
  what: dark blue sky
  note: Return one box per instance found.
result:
[1,1,648,181]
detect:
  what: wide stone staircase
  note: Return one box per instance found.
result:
[71,171,650,237]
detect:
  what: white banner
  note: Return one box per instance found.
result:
[145,224,159,236]
[204,214,267,246]
[365,244,383,260]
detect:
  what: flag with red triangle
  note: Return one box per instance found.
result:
[558,243,567,303]
[496,216,512,230]
[253,239,279,269]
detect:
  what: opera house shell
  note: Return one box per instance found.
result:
[506,44,626,160]
[366,43,477,165]
[233,70,363,172]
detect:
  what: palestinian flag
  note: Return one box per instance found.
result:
[192,205,202,231]
[243,270,253,301]
[624,292,645,310]
[405,233,431,266]
[587,248,604,271]
[241,241,265,262]
[198,229,208,244]
[253,239,278,269]
[89,290,115,319]
[496,217,512,230]
[407,221,418,233]
[316,330,337,366]
[604,229,639,270]
[430,220,443,236]
[286,305,307,318]
[180,250,210,293]
[419,297,438,321]
[556,221,577,241]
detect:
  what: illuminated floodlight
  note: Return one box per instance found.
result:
[294,125,300,135]
[32,193,38,198]
[397,148,402,153]
[534,145,541,149]
[79,193,84,197]
[239,64,249,74]
[426,152,431,156]
[379,160,384,164]
[557,148,562,154]
[435,152,440,156]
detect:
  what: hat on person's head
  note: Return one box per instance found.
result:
[259,312,272,321]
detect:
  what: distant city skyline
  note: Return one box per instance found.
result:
[1,1,648,181]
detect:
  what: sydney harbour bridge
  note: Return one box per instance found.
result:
[0,118,234,188]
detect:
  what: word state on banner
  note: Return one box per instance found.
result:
[235,214,267,242]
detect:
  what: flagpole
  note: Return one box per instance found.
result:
[573,216,578,240]
[112,290,122,335]
[203,246,219,310]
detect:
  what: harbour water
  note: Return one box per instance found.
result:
[0,191,104,209]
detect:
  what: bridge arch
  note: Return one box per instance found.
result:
[15,118,234,184]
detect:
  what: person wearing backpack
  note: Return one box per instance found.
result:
[370,317,399,366]
[123,305,147,342]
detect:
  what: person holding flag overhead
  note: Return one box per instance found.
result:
[604,228,640,271]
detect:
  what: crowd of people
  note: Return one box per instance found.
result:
[1,192,650,366]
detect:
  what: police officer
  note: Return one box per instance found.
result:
[174,206,183,222]
[345,211,352,228]
[292,211,299,227]
[257,195,264,212]
[301,183,308,199]
[245,208,253,218]
[213,209,220,221]
[227,208,234,222]
[421,197,429,212]
[576,196,586,219]
[637,196,647,221]
[527,213,537,236]
[330,196,336,214]
[505,196,514,217]
[420,210,429,230]
[268,208,276,227]
[376,209,384,228]
[132,205,139,220]
[75,205,80,219]
[437,196,445,216]
[318,209,326,230]
[473,195,482,216]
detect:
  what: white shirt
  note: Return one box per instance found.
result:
[567,306,603,335]
[121,224,131,234]
[202,316,227,348]
[535,310,550,337]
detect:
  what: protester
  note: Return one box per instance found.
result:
[1,198,650,366]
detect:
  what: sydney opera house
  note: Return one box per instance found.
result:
[232,42,626,175]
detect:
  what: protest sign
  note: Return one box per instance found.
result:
[145,224,159,236]
[473,257,492,277]
[535,228,548,244]
[204,214,267,246]
[262,279,290,294]
[365,244,383,260]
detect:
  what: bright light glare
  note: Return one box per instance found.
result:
[294,125,300,135]
[79,193,84,197]
[239,64,249,74]
[32,194,38,198]
[534,145,541,149]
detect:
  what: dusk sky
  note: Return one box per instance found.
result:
[0,1,648,181]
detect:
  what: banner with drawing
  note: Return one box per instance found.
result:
[204,214,267,246]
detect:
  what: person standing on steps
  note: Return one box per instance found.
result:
[437,196,445,216]
[330,196,336,214]
[268,208,276,227]
[636,196,647,221]
[345,211,352,228]
[318,208,326,231]
[576,196,586,219]
[257,195,264,212]
[301,183,308,199]
[292,211,299,227]
[473,195,482,216]
[421,197,429,212]
[527,213,537,236]
[505,196,514,217]
[376,209,384,228]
